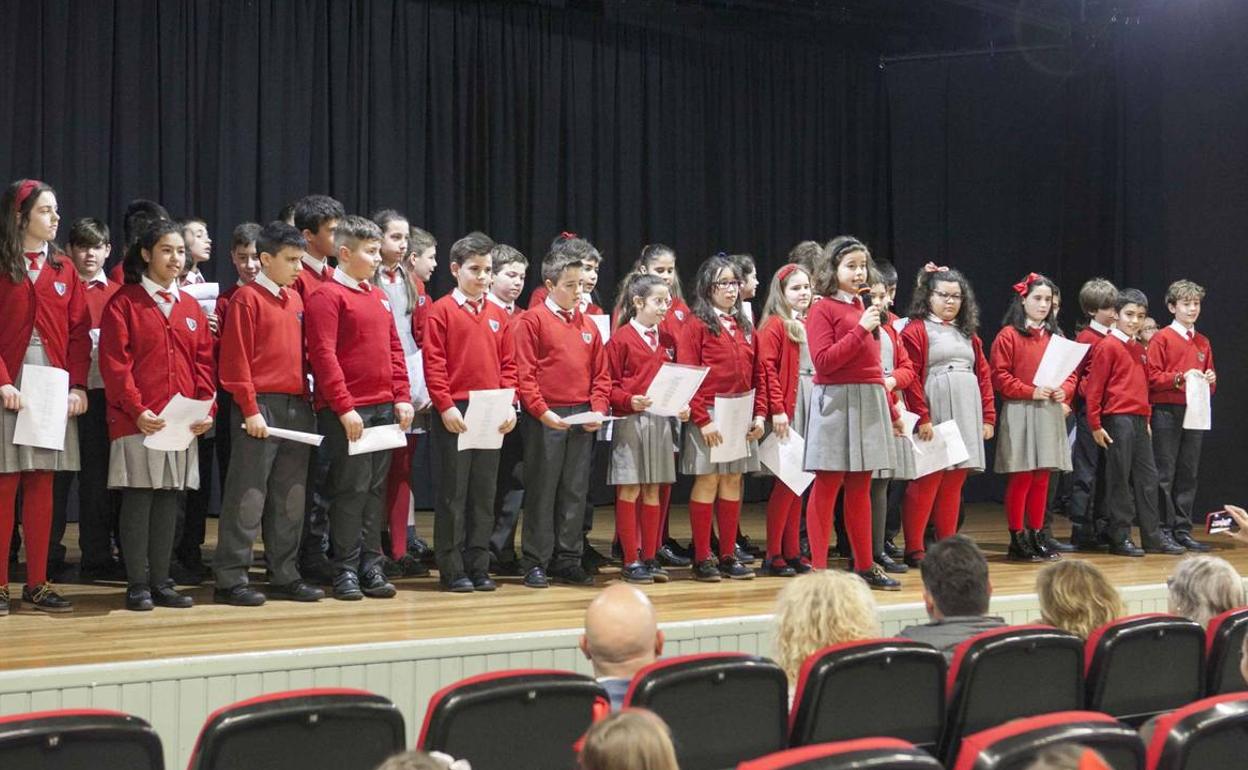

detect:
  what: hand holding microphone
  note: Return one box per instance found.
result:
[856,284,880,339]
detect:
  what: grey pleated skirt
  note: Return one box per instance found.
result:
[108,433,200,490]
[680,407,761,476]
[994,399,1073,473]
[803,382,896,473]
[0,345,81,473]
[924,369,987,473]
[875,404,917,480]
[609,412,678,485]
[757,371,815,479]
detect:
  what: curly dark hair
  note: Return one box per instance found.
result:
[689,254,750,337]
[907,266,980,337]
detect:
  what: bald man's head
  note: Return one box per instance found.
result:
[581,584,664,679]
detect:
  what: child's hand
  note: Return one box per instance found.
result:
[190,417,214,436]
[395,402,415,430]
[884,376,897,392]
[677,407,691,422]
[67,388,88,417]
[747,417,764,441]
[700,423,723,447]
[1061,402,1072,418]
[1093,428,1113,448]
[0,384,20,411]
[858,304,881,333]
[340,409,364,441]
[540,410,569,431]
[892,416,906,437]
[917,422,934,441]
[441,407,468,434]
[1050,388,1066,403]
[630,395,653,412]
[982,423,994,441]
[1033,386,1054,401]
[207,314,220,335]
[137,409,165,435]
[772,414,790,440]
[244,413,269,439]
[1206,370,1217,385]
[499,414,517,434]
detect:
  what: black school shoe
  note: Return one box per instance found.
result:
[213,583,267,607]
[23,582,73,613]
[761,556,796,578]
[268,580,325,602]
[126,584,154,612]
[333,571,365,600]
[442,574,476,593]
[1040,530,1076,553]
[153,582,194,608]
[550,565,594,586]
[1109,538,1145,557]
[856,565,901,591]
[621,562,654,585]
[361,571,397,598]
[396,553,431,577]
[656,543,691,568]
[875,552,909,574]
[1144,534,1186,556]
[882,538,903,559]
[787,556,813,574]
[469,572,497,592]
[644,560,670,583]
[1173,531,1211,552]
[522,566,549,589]
[692,558,722,583]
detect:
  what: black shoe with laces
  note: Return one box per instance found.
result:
[268,580,325,602]
[550,565,594,586]
[333,571,364,600]
[761,556,796,578]
[1041,530,1076,553]
[644,560,670,584]
[153,582,193,608]
[656,544,691,568]
[213,583,266,606]
[665,538,693,559]
[875,552,909,574]
[125,584,153,612]
[857,565,901,591]
[23,582,73,613]
[397,553,431,577]
[621,561,654,584]
[1109,538,1145,557]
[692,558,722,583]
[1007,531,1043,562]
[361,571,397,598]
[1027,529,1061,561]
[718,555,755,579]
[1173,531,1211,552]
[787,556,813,574]
[882,538,902,559]
[733,544,756,565]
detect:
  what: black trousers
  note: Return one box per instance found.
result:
[431,400,500,580]
[1068,409,1108,542]
[299,435,334,566]
[176,433,215,562]
[319,403,395,578]
[520,406,594,572]
[49,389,121,569]
[884,479,907,542]
[120,489,180,587]
[1150,404,1204,535]
[1101,413,1163,547]
[488,425,525,564]
[213,395,315,589]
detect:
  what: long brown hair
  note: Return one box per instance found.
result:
[758,263,810,344]
[1,179,65,283]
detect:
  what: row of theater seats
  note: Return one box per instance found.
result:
[1,609,1245,770]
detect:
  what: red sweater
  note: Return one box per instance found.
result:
[305,279,410,414]
[1073,325,1108,401]
[218,283,308,417]
[899,319,996,427]
[989,326,1078,402]
[881,323,920,411]
[411,278,431,348]
[806,296,885,386]
[291,260,332,302]
[676,314,766,427]
[83,278,119,328]
[0,260,92,391]
[756,316,802,420]
[1146,325,1216,405]
[98,284,216,439]
[1083,331,1151,430]
[422,294,518,413]
[660,297,692,353]
[511,305,611,417]
[606,323,677,415]
[525,286,603,315]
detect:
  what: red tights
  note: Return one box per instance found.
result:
[1004,470,1051,531]
[383,437,417,559]
[0,471,52,586]
[902,468,969,557]
[764,483,803,560]
[808,471,872,571]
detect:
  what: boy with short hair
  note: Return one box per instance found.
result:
[305,215,414,600]
[485,244,528,573]
[1084,289,1184,557]
[511,248,611,587]
[213,222,325,605]
[422,232,518,592]
[1068,278,1118,550]
[1147,279,1216,552]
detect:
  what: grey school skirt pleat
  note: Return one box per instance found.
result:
[609,412,678,485]
[994,399,1073,473]
[757,371,815,479]
[108,433,200,490]
[680,407,761,476]
[803,382,895,473]
[0,345,81,473]
[874,400,917,481]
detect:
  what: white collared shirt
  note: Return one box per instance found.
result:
[301,254,328,275]
[332,267,366,291]
[24,244,46,282]
[1025,319,1047,331]
[182,267,206,285]
[630,319,659,349]
[835,290,858,304]
[1169,320,1194,340]
[486,292,515,315]
[83,269,108,288]
[452,287,485,308]
[1089,320,1112,335]
[141,274,180,318]
[545,295,576,320]
[254,271,283,298]
[1110,328,1131,343]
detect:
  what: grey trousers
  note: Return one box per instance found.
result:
[488,428,525,564]
[319,403,395,578]
[520,405,594,572]
[1102,414,1163,547]
[432,400,501,579]
[870,477,890,556]
[213,394,315,589]
[120,489,180,587]
[1151,404,1204,535]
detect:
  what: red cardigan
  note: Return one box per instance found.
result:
[899,319,996,427]
[0,259,92,391]
[881,322,921,411]
[676,314,766,428]
[989,325,1078,403]
[755,316,802,420]
[99,284,217,439]
[606,323,678,415]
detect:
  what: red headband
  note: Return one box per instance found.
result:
[775,263,802,284]
[13,179,42,212]
[560,230,578,240]
[1013,272,1042,297]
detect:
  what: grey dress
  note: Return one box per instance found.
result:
[875,330,916,481]
[921,320,987,473]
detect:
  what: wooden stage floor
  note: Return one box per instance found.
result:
[3,504,1244,672]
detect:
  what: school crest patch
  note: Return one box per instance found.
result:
[489,319,500,332]
[664,347,676,361]
[186,318,198,332]
[1198,352,1206,362]
[674,310,685,321]
[582,332,593,344]
[53,281,66,296]
[418,295,427,306]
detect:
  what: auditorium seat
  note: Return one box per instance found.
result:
[0,709,163,770]
[938,625,1084,763]
[736,737,943,769]
[788,639,945,752]
[1084,614,1205,726]
[625,652,788,770]
[950,710,1144,770]
[186,688,404,770]
[1143,691,1248,769]
[418,669,608,770]
[1204,607,1248,695]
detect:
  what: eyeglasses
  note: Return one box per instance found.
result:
[933,290,963,302]
[713,280,742,289]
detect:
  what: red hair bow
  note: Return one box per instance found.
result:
[1013,272,1042,296]
[13,179,42,212]
[560,231,578,240]
[923,262,949,274]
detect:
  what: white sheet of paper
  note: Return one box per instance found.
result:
[759,431,815,495]
[1183,372,1212,430]
[644,363,710,418]
[909,420,970,478]
[143,394,214,452]
[1032,335,1091,390]
[181,282,219,317]
[709,390,755,463]
[561,411,619,426]
[458,388,516,451]
[347,423,408,455]
[588,314,610,343]
[12,365,69,451]
[899,408,920,438]
[405,351,430,408]
[243,425,324,447]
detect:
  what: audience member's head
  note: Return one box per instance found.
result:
[1023,744,1111,770]
[1167,555,1245,628]
[920,535,991,620]
[580,584,664,680]
[772,570,880,685]
[373,749,469,770]
[578,709,678,770]
[1037,560,1125,639]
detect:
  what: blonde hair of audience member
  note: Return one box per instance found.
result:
[374,750,467,770]
[1036,560,1125,639]
[1023,744,1111,770]
[580,584,665,679]
[578,709,679,770]
[1167,555,1245,628]
[772,571,880,685]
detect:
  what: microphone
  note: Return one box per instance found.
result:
[857,284,879,339]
